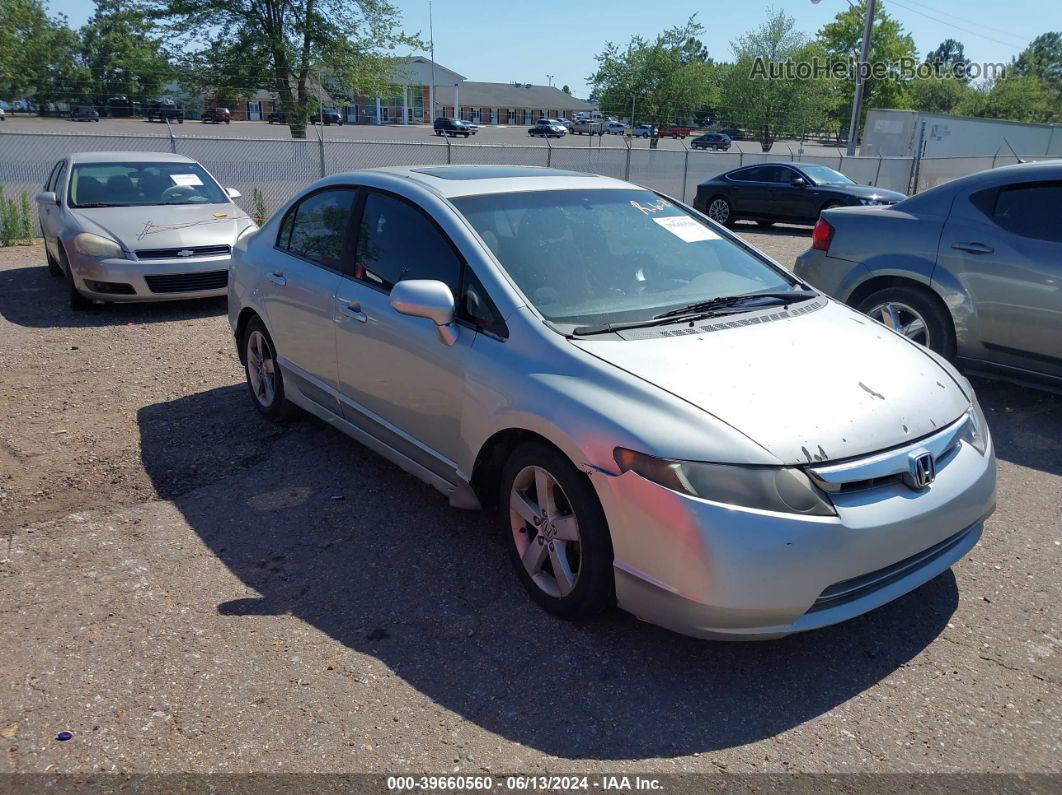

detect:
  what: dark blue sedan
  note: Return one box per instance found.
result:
[694,162,906,227]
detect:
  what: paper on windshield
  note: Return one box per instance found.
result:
[170,173,203,187]
[653,215,719,242]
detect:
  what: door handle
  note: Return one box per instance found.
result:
[951,242,994,255]
[338,301,367,323]
[268,271,286,286]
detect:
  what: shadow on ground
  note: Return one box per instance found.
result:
[0,264,226,328]
[136,384,979,760]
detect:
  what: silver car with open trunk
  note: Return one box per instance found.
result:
[227,165,996,640]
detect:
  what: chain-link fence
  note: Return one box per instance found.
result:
[0,127,1049,226]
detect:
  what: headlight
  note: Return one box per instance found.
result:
[614,448,836,516]
[959,403,990,456]
[859,198,885,206]
[73,233,124,258]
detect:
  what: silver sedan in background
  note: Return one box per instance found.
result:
[228,165,995,640]
[36,151,256,309]
[795,160,1062,392]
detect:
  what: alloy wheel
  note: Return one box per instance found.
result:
[707,198,731,224]
[246,329,277,407]
[509,465,582,598]
[864,301,931,346]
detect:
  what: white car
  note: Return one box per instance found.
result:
[606,121,627,135]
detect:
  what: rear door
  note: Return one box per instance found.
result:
[729,166,780,217]
[937,179,1062,378]
[259,187,357,408]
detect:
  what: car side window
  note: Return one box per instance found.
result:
[354,192,462,295]
[460,265,508,339]
[737,166,775,182]
[277,188,356,269]
[989,182,1062,244]
[53,162,69,200]
[45,161,63,191]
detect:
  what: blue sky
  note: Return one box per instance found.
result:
[49,0,1060,96]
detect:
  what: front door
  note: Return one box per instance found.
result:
[334,189,471,474]
[247,101,261,121]
[261,187,357,404]
[937,179,1062,377]
[38,159,66,261]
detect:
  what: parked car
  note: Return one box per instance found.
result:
[202,107,231,124]
[528,119,566,138]
[632,124,657,138]
[691,132,731,151]
[35,151,254,310]
[717,127,746,140]
[659,124,691,139]
[69,106,100,122]
[795,160,1062,391]
[12,99,37,113]
[146,99,184,123]
[557,118,573,130]
[570,118,605,135]
[433,117,472,137]
[694,162,906,227]
[0,106,5,121]
[267,110,287,124]
[227,164,995,640]
[106,95,139,117]
[311,108,343,125]
[463,120,480,134]
[606,121,628,135]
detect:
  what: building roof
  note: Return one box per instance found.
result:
[433,82,595,110]
[393,56,467,84]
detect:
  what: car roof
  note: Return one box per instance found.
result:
[331,165,634,199]
[68,151,200,165]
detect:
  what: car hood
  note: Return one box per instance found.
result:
[824,183,907,202]
[571,300,970,465]
[73,203,254,252]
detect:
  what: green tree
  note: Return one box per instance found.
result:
[589,16,716,138]
[147,0,420,138]
[925,38,970,80]
[962,74,1061,123]
[816,0,917,140]
[718,10,830,151]
[561,84,571,95]
[1012,32,1062,87]
[908,73,974,114]
[78,0,172,110]
[0,0,79,108]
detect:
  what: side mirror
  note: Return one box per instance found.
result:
[225,187,242,199]
[390,279,458,346]
[36,191,58,206]
[791,177,808,188]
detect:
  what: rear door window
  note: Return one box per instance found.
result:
[989,182,1062,244]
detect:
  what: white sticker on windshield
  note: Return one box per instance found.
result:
[653,215,719,242]
[170,173,203,187]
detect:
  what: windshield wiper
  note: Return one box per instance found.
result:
[653,291,816,319]
[572,307,748,336]
[74,203,122,208]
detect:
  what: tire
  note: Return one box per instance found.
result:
[856,285,955,359]
[242,317,296,421]
[225,119,230,124]
[177,118,183,124]
[59,246,91,311]
[45,245,63,277]
[705,195,735,227]
[500,442,614,620]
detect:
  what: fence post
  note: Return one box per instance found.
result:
[908,120,926,194]
[873,155,883,186]
[318,129,327,179]
[164,119,177,154]
[445,135,451,164]
[624,139,631,181]
[546,137,552,168]
[681,144,689,203]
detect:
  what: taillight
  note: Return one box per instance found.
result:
[811,217,834,252]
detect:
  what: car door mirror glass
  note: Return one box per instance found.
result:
[791,177,807,188]
[36,191,58,206]
[225,187,241,199]
[390,279,458,345]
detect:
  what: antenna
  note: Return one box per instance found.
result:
[1002,136,1025,163]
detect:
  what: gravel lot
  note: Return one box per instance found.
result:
[1,229,1059,776]
[0,115,844,155]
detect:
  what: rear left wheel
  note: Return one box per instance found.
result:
[500,442,614,620]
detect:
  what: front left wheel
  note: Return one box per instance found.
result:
[500,442,614,620]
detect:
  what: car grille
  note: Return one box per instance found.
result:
[144,271,228,293]
[808,523,977,613]
[135,245,231,260]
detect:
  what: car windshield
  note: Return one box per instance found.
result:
[799,165,854,185]
[451,189,799,328]
[68,162,228,208]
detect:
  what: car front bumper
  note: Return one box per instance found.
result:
[67,251,231,302]
[590,433,996,640]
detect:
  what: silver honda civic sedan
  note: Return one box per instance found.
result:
[228,165,996,640]
[36,151,256,309]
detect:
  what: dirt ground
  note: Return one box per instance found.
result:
[1,231,1060,776]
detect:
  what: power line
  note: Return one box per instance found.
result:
[886,0,1027,52]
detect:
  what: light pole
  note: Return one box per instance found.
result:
[813,0,875,155]
[429,0,436,121]
[546,74,554,88]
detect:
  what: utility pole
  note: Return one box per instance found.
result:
[812,0,874,156]
[429,0,436,120]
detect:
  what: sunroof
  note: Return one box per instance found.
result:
[411,166,592,180]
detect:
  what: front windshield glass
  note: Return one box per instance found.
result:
[451,189,799,327]
[799,165,854,185]
[68,162,228,208]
